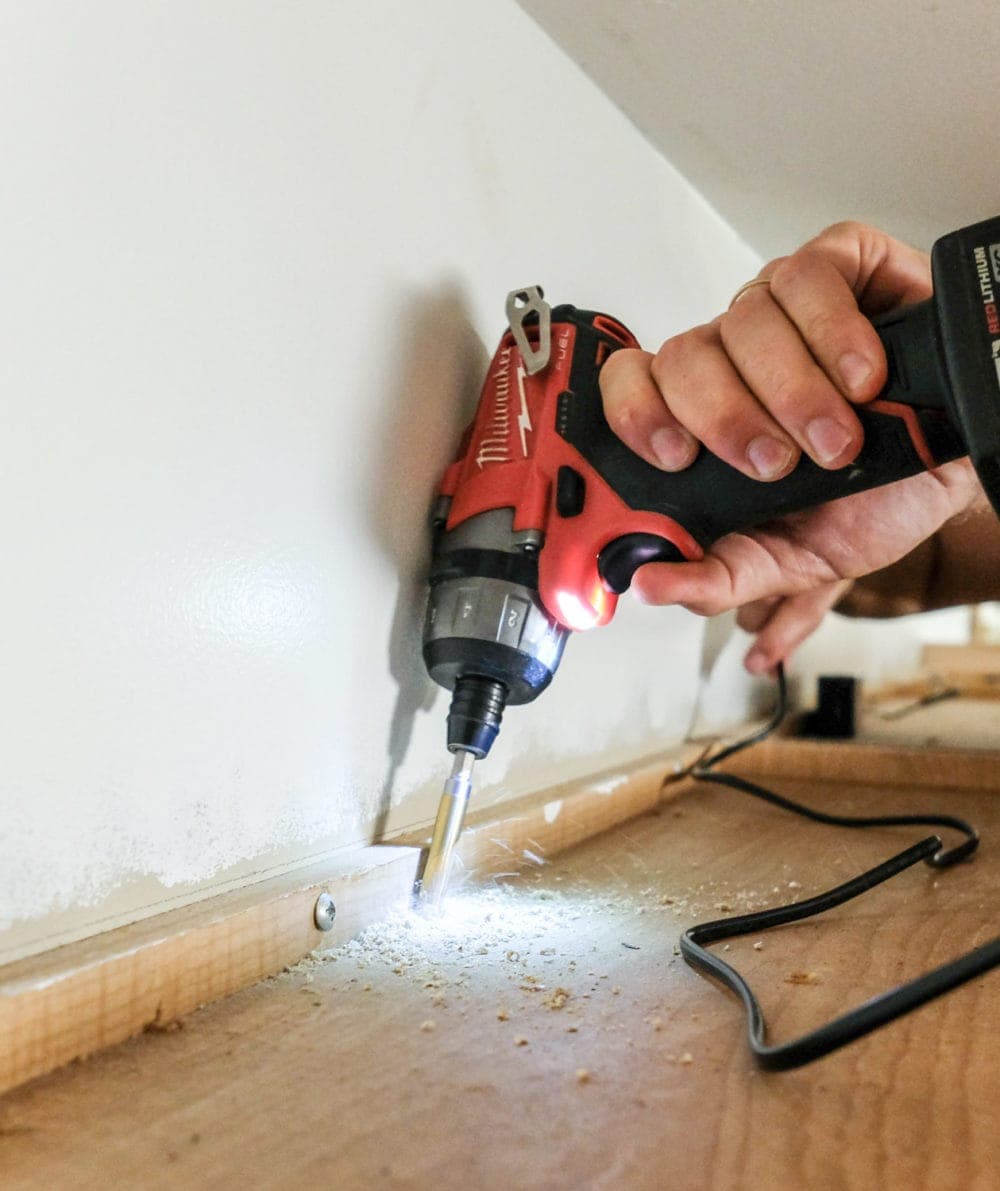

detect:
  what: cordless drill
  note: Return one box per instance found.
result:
[418,215,1000,905]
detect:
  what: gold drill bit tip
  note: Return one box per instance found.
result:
[418,749,476,910]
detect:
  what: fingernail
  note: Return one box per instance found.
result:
[746,434,793,479]
[650,426,696,470]
[838,352,873,396]
[805,416,853,464]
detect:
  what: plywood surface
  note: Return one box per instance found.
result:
[1,771,998,1190]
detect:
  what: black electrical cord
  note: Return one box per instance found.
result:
[679,663,1000,1071]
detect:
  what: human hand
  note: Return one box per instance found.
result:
[735,581,853,676]
[633,460,978,672]
[598,222,979,669]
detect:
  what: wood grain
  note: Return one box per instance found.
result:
[1,760,997,1189]
[723,733,1000,792]
[0,846,419,1096]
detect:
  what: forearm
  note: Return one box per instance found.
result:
[838,492,1000,617]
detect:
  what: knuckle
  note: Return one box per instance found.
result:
[651,331,687,376]
[761,253,791,277]
[813,219,869,250]
[766,370,811,412]
[653,323,715,372]
[764,254,796,285]
[604,391,646,440]
[687,593,727,618]
[600,351,655,434]
[599,347,643,394]
[650,326,718,404]
[800,306,845,345]
[768,252,813,293]
[693,406,746,454]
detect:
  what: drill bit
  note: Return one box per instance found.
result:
[418,749,476,910]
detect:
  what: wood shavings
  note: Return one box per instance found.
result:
[514,1036,528,1047]
[785,971,820,985]
[419,1020,436,1032]
[575,1068,591,1084]
[496,1009,509,1021]
[543,987,571,1010]
[753,942,764,951]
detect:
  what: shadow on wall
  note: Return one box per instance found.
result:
[369,282,489,839]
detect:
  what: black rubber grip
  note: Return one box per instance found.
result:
[557,302,968,586]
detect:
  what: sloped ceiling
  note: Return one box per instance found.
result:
[518,0,999,260]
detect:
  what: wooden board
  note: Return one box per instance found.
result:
[0,846,419,1096]
[723,732,1000,791]
[1,766,997,1189]
[0,748,690,1098]
[922,642,1000,676]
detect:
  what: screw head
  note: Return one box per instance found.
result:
[314,892,337,931]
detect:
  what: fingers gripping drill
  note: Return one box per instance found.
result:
[417,216,1000,906]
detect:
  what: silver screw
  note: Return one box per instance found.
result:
[314,892,337,931]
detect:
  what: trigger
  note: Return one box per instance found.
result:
[598,534,685,594]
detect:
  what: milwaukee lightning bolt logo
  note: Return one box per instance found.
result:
[474,346,535,469]
[515,363,533,456]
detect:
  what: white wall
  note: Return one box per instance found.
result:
[0,1,763,963]
[793,607,972,701]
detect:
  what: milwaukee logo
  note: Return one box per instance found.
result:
[991,243,1000,286]
[474,347,535,469]
[475,348,514,468]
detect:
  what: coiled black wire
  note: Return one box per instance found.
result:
[679,664,1000,1070]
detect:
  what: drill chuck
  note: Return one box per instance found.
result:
[446,675,506,758]
[422,508,569,759]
